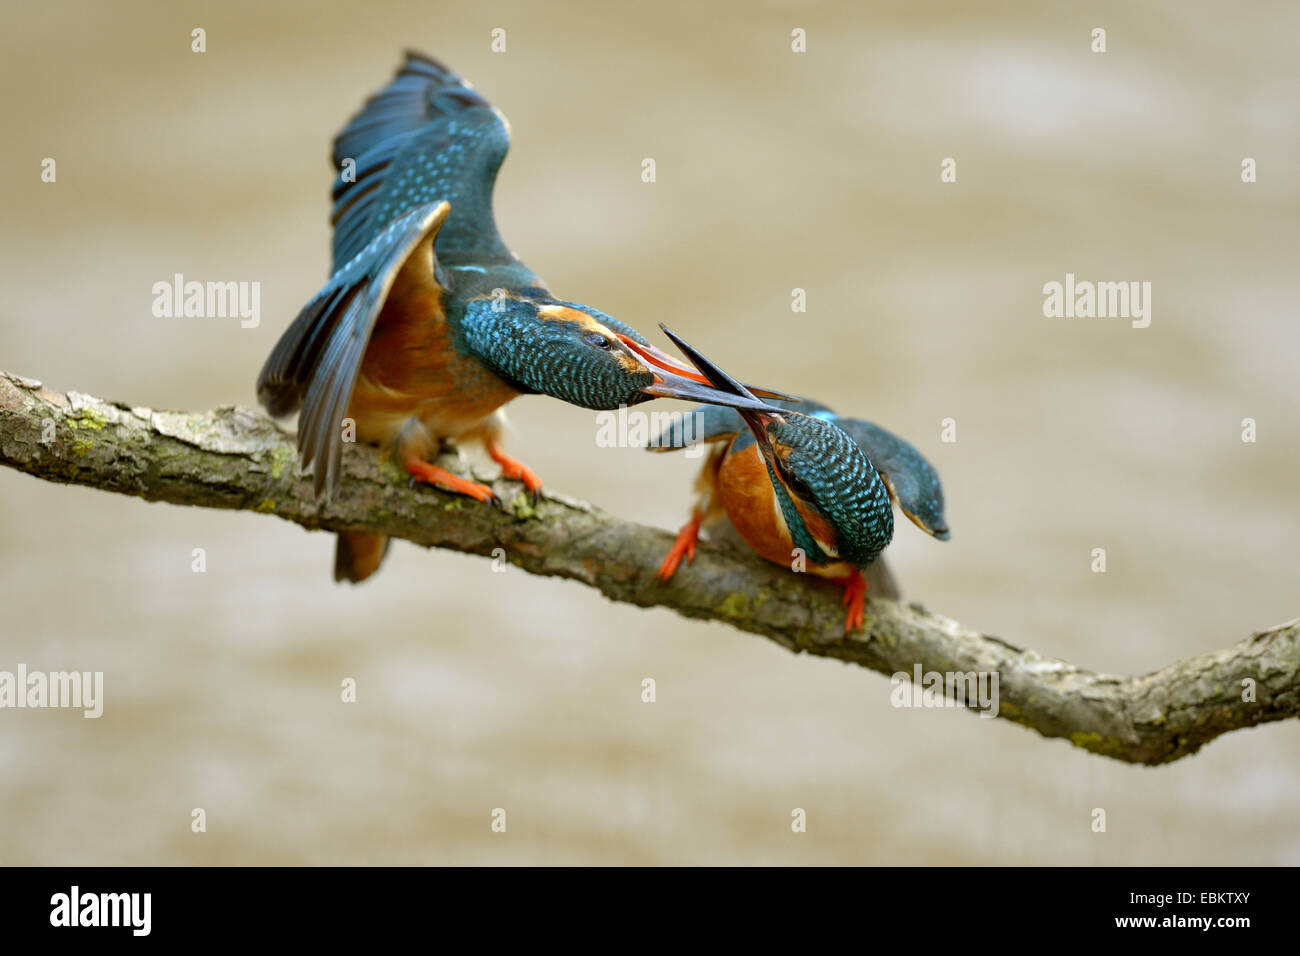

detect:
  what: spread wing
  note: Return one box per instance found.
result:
[329,52,528,274]
[257,201,451,497]
[647,405,746,451]
[258,53,538,498]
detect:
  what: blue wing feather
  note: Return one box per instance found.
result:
[258,201,451,496]
[329,52,526,274]
[259,52,544,497]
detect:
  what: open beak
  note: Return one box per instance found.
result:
[638,366,783,412]
[654,325,784,457]
[617,333,793,402]
[629,327,786,413]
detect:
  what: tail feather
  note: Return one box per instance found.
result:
[334,532,391,583]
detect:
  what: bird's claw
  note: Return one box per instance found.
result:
[404,457,499,505]
[656,513,702,583]
[838,571,868,637]
[487,443,543,507]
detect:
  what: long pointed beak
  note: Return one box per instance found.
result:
[617,334,794,401]
[639,367,783,412]
[655,325,784,457]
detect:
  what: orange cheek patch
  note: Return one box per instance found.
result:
[537,304,603,331]
[615,352,645,375]
[538,309,648,375]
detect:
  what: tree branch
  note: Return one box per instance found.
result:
[2,369,1296,764]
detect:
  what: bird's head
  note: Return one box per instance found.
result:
[660,325,895,567]
[460,295,783,412]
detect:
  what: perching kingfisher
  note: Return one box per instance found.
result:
[648,327,950,634]
[256,52,780,583]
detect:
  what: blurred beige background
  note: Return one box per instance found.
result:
[2,0,1297,864]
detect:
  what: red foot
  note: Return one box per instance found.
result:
[488,442,543,501]
[838,569,868,635]
[657,511,702,582]
[404,454,498,504]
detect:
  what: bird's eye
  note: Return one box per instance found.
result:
[583,331,613,350]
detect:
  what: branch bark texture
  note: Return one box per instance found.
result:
[1,370,1296,765]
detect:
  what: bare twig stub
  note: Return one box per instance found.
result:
[1,369,1296,764]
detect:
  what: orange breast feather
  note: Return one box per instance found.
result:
[349,283,518,446]
[717,441,851,579]
[717,443,794,567]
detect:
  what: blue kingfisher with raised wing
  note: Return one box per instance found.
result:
[257,52,781,582]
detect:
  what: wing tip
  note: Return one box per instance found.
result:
[401,49,446,70]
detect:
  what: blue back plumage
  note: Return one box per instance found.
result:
[766,413,894,565]
[648,395,949,557]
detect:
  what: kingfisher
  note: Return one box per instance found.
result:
[648,327,950,634]
[256,52,780,583]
